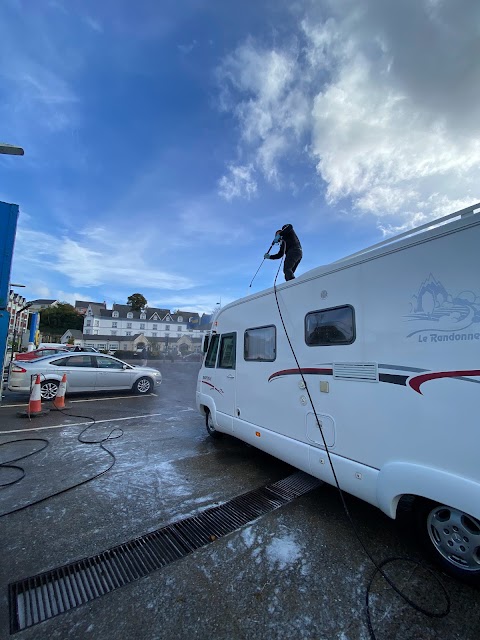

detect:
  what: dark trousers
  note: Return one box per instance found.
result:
[284,249,302,281]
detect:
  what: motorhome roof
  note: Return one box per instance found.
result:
[222,202,480,312]
[331,201,480,266]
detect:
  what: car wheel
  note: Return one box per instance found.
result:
[40,380,59,400]
[205,409,221,439]
[133,376,153,394]
[416,499,480,585]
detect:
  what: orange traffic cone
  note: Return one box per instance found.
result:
[53,373,68,409]
[17,374,50,418]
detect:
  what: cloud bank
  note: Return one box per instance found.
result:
[216,0,480,230]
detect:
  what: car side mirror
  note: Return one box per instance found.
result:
[123,364,128,369]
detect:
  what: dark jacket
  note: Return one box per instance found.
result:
[269,224,302,260]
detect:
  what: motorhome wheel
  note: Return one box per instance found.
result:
[417,500,480,586]
[206,410,221,439]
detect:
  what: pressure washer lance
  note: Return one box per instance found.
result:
[249,240,275,289]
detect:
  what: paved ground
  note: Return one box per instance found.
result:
[0,362,478,640]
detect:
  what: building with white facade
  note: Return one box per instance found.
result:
[80,304,212,354]
[7,290,30,346]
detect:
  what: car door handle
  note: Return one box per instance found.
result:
[227,374,235,379]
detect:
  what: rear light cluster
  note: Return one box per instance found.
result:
[11,364,27,373]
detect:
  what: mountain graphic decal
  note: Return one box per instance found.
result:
[405,274,480,338]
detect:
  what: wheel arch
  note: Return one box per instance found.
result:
[377,462,480,521]
[39,375,62,383]
[39,376,62,389]
[199,398,216,421]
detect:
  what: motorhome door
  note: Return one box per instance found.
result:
[213,332,237,432]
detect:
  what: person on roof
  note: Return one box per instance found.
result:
[264,224,303,281]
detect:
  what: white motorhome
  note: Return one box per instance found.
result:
[196,203,480,584]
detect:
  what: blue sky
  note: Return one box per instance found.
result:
[1,0,479,313]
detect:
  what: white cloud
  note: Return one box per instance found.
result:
[84,15,103,33]
[149,294,230,316]
[216,1,480,226]
[377,194,479,237]
[0,5,81,145]
[217,42,310,195]
[14,228,196,290]
[307,18,480,218]
[218,164,258,201]
[178,40,197,54]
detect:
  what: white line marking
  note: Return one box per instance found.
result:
[0,413,165,435]
[0,393,158,408]
[63,394,157,403]
[0,403,30,408]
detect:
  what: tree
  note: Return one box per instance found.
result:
[127,293,147,311]
[39,303,83,338]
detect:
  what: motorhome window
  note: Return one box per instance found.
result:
[305,305,355,346]
[205,334,220,368]
[218,333,236,369]
[244,326,276,361]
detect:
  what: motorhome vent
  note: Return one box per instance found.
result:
[333,362,378,382]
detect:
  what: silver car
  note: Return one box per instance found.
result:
[8,352,162,399]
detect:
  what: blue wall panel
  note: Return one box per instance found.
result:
[0,201,20,379]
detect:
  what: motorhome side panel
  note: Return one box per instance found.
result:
[306,220,480,519]
[231,266,384,504]
[197,216,479,520]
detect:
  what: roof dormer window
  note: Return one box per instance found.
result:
[177,316,183,322]
[112,311,119,318]
[140,313,146,320]
[127,312,133,319]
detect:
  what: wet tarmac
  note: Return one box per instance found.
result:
[0,362,478,640]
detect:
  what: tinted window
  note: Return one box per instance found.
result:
[205,334,219,368]
[96,356,124,369]
[305,306,355,346]
[244,326,276,361]
[218,333,236,369]
[51,357,69,366]
[65,355,94,367]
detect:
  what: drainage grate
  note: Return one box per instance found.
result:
[9,471,321,633]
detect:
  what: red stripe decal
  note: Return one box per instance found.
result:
[409,370,480,394]
[202,380,224,395]
[268,368,333,382]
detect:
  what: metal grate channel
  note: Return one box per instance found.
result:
[9,471,321,633]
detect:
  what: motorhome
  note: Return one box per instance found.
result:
[196,203,480,584]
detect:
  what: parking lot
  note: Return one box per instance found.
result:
[0,362,478,640]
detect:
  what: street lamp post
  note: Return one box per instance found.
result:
[0,143,24,156]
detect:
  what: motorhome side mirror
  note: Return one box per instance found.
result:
[202,335,210,353]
